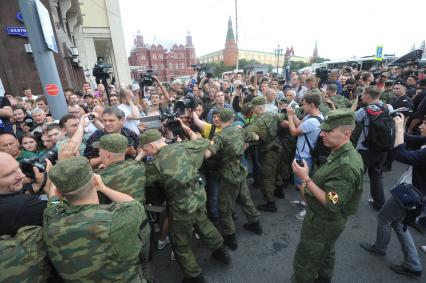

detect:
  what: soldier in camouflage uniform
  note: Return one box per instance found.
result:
[95,133,152,283]
[206,109,262,250]
[140,129,230,283]
[44,156,145,282]
[291,109,364,283]
[380,80,395,104]
[245,96,285,212]
[0,226,51,283]
[327,84,352,109]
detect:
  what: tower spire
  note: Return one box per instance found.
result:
[226,16,235,41]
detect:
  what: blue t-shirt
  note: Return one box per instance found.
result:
[296,113,324,159]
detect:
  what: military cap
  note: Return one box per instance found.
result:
[49,156,93,193]
[385,80,394,86]
[140,129,162,146]
[250,96,266,106]
[394,80,407,88]
[219,108,235,122]
[92,133,127,153]
[327,84,338,92]
[278,97,289,104]
[307,88,322,96]
[319,108,355,131]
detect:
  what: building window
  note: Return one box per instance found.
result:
[181,63,185,69]
[153,64,157,70]
[175,63,179,70]
[160,64,164,70]
[169,63,173,70]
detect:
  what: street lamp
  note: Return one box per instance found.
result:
[274,44,283,74]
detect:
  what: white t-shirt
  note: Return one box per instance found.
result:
[118,104,140,135]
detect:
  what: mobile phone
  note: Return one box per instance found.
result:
[295,147,304,167]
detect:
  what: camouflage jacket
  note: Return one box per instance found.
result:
[208,125,257,184]
[245,112,284,152]
[98,159,146,204]
[305,142,364,220]
[43,199,144,282]
[145,138,209,219]
[330,95,352,109]
[0,226,51,283]
[381,89,395,104]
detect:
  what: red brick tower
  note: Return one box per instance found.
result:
[223,17,237,66]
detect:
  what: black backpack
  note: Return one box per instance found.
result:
[304,116,331,167]
[362,104,395,152]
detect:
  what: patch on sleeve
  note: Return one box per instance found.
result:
[327,191,339,204]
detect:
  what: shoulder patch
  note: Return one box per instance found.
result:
[327,191,339,204]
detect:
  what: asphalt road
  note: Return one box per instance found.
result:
[152,162,426,282]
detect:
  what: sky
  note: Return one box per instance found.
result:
[120,0,425,61]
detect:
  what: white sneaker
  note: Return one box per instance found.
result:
[290,200,306,208]
[195,233,200,240]
[157,236,170,250]
[296,209,306,220]
[171,250,176,261]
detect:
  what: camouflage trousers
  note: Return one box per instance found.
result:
[291,210,346,283]
[260,149,281,202]
[219,177,260,236]
[139,218,153,283]
[168,207,223,278]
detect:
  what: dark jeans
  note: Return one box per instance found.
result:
[359,150,386,206]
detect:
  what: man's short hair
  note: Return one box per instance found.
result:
[31,108,45,115]
[303,92,321,108]
[361,72,372,82]
[46,123,60,132]
[103,107,125,119]
[59,114,78,128]
[35,96,48,104]
[365,86,381,99]
[64,88,75,94]
[13,106,26,114]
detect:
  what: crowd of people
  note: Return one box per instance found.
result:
[0,63,426,283]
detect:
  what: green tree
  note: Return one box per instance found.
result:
[313,57,330,63]
[204,61,234,78]
[289,61,310,72]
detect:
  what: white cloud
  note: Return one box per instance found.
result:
[120,0,425,60]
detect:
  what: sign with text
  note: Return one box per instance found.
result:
[36,0,58,53]
[6,26,27,37]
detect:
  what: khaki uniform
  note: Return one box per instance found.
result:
[292,142,364,283]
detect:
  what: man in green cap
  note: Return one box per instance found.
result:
[95,133,152,283]
[43,156,145,282]
[246,96,286,212]
[326,84,352,109]
[139,128,231,283]
[291,108,364,283]
[205,108,262,250]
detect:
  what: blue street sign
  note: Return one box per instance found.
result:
[16,11,24,23]
[6,26,27,37]
[375,45,383,61]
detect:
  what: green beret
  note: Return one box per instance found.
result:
[307,88,322,96]
[219,108,235,122]
[320,108,355,131]
[327,84,338,92]
[250,96,266,106]
[92,133,127,153]
[49,156,93,194]
[140,129,162,146]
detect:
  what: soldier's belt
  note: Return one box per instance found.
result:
[144,204,165,213]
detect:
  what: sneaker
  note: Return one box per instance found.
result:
[171,250,176,261]
[290,200,306,208]
[295,209,306,220]
[388,264,421,277]
[157,236,170,250]
[359,242,386,256]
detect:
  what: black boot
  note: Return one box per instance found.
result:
[223,234,238,250]
[274,188,285,199]
[211,245,231,265]
[314,276,331,283]
[257,201,277,212]
[182,274,207,283]
[243,221,263,235]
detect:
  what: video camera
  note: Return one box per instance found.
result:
[164,92,198,136]
[191,64,215,83]
[93,57,112,81]
[139,69,155,87]
[19,149,58,180]
[315,68,329,81]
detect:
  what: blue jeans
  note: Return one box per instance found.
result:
[205,171,220,219]
[374,196,422,271]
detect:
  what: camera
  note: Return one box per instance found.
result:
[191,64,215,83]
[20,149,58,180]
[390,107,413,118]
[24,117,34,129]
[175,93,198,116]
[88,114,95,121]
[139,70,154,87]
[315,68,329,81]
[93,57,112,81]
[160,93,198,137]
